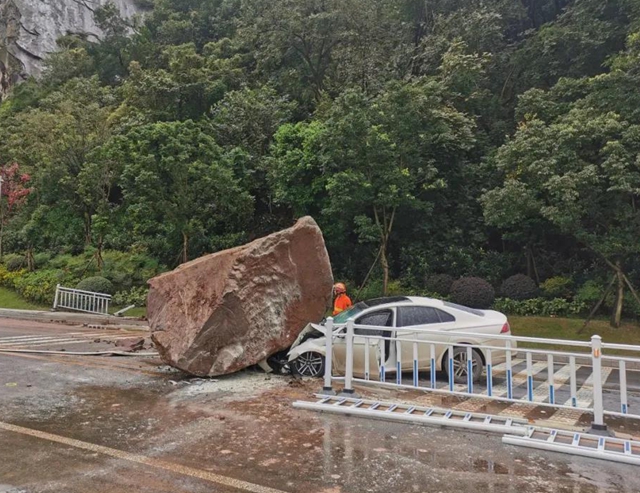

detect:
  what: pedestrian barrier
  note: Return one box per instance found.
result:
[320,317,640,431]
[52,284,111,315]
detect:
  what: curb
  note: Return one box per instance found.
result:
[0,308,149,330]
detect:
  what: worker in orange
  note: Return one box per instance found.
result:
[332,282,353,316]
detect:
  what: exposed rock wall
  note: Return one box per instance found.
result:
[0,0,141,98]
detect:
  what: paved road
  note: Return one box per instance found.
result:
[2,318,640,493]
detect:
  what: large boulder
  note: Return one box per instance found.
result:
[148,216,333,376]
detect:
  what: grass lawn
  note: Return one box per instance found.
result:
[0,286,49,310]
[510,315,640,350]
[112,306,147,318]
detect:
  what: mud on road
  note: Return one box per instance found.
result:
[1,321,640,493]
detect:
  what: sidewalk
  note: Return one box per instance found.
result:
[0,308,149,330]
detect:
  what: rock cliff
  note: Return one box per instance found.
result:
[0,0,141,98]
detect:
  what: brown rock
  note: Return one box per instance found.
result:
[148,216,333,376]
[115,337,145,352]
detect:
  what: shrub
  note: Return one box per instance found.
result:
[112,286,149,306]
[0,265,26,289]
[450,277,495,309]
[500,274,538,300]
[575,281,604,307]
[5,254,26,272]
[424,274,454,296]
[13,269,75,304]
[33,252,52,270]
[493,297,587,317]
[76,276,114,295]
[541,276,573,299]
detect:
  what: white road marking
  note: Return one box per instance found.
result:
[0,421,286,493]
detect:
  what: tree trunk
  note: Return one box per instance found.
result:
[182,232,189,264]
[380,239,389,297]
[84,212,92,245]
[611,260,624,328]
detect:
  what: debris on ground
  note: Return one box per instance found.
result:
[147,216,333,377]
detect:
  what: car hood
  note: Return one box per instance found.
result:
[290,323,326,349]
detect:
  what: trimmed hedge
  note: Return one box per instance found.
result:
[424,274,454,296]
[500,274,537,301]
[450,277,495,309]
[76,276,114,295]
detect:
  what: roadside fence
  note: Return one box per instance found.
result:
[52,284,111,315]
[321,317,640,431]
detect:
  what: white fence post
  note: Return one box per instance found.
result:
[342,318,355,395]
[52,284,61,311]
[323,317,335,395]
[590,335,607,433]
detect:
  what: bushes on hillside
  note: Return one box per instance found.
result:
[76,276,114,294]
[5,254,26,272]
[541,276,573,299]
[500,274,537,300]
[424,274,454,296]
[112,286,149,306]
[450,277,495,309]
[493,297,587,317]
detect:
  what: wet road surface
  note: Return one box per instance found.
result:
[2,319,640,492]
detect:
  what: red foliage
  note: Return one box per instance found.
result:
[1,162,33,218]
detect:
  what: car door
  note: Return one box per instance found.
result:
[332,309,394,379]
[396,305,455,370]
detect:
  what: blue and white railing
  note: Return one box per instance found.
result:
[321,317,640,431]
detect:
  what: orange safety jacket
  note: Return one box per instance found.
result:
[333,293,353,316]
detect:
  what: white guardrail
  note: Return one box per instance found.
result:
[321,317,640,431]
[52,284,111,315]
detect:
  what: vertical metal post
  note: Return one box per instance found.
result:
[380,339,386,382]
[526,351,533,402]
[506,340,513,400]
[364,337,370,381]
[466,345,473,394]
[448,345,454,391]
[486,349,493,397]
[590,335,607,432]
[430,343,436,389]
[322,317,334,394]
[53,284,60,310]
[396,338,402,385]
[547,354,555,405]
[412,342,419,387]
[620,360,628,414]
[570,356,577,407]
[343,318,355,394]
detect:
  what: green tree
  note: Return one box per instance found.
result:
[116,120,253,263]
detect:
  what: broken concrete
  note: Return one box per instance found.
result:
[148,216,333,376]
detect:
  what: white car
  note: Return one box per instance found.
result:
[287,296,514,383]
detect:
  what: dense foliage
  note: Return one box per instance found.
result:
[1,0,639,322]
[450,277,495,309]
[500,274,538,301]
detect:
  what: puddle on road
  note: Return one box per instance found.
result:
[7,373,640,493]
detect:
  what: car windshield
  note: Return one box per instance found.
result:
[332,302,367,324]
[443,301,485,317]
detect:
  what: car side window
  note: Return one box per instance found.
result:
[435,309,455,323]
[398,306,445,327]
[355,310,392,336]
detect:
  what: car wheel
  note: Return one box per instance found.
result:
[445,347,484,384]
[290,352,325,378]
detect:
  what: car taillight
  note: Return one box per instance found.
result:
[500,322,510,334]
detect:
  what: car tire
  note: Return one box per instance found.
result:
[445,347,484,384]
[290,352,325,378]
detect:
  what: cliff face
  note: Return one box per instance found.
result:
[0,0,141,98]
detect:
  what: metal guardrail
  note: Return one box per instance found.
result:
[321,317,640,431]
[52,284,111,315]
